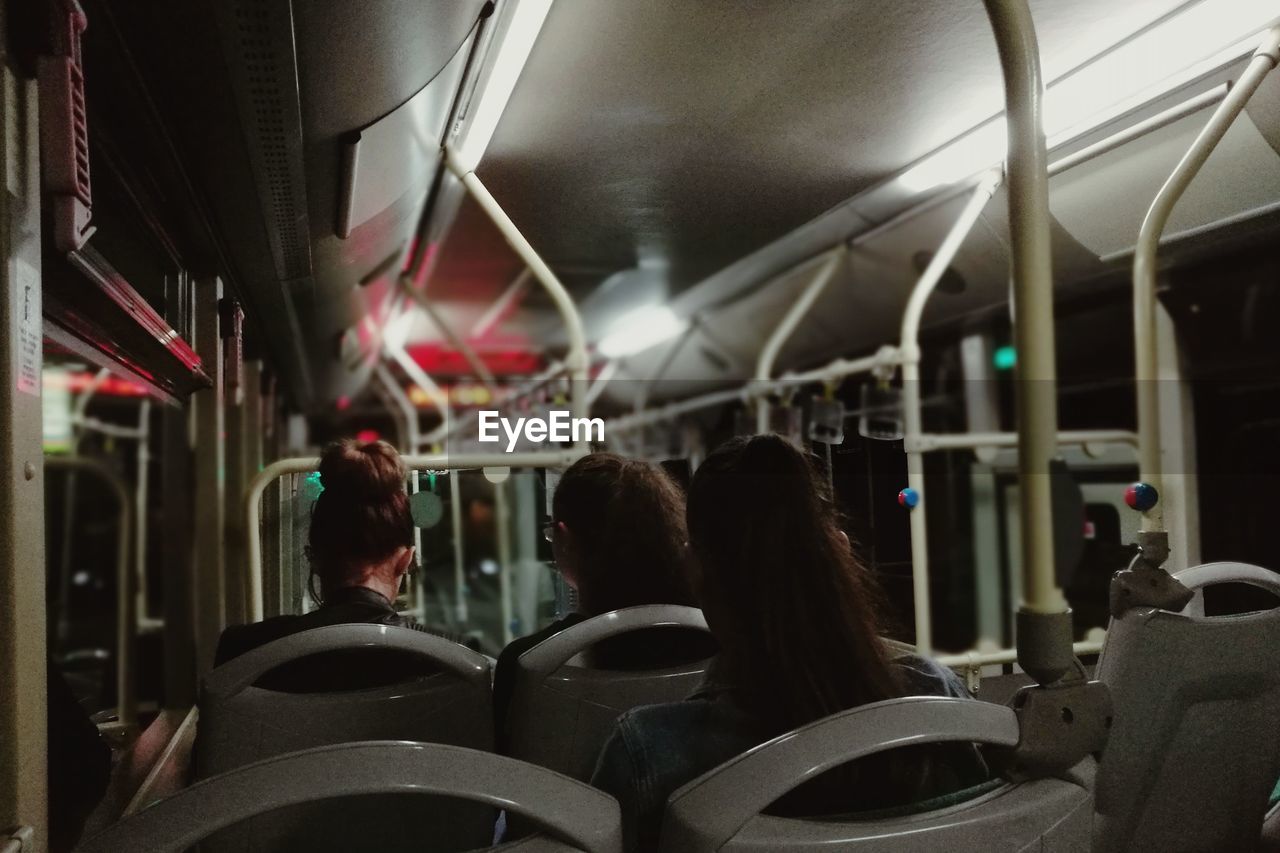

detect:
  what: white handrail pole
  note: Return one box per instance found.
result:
[586,360,619,408]
[914,429,1137,453]
[443,146,590,441]
[375,364,425,595]
[984,0,1072,684]
[386,341,451,422]
[401,277,499,391]
[494,478,514,644]
[134,400,152,632]
[470,267,532,339]
[1132,27,1280,535]
[754,248,846,432]
[374,363,421,451]
[449,469,468,624]
[937,639,1103,671]
[898,169,1004,654]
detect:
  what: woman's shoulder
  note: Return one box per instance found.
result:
[888,649,971,699]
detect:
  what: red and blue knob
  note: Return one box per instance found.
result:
[1124,482,1158,512]
[898,488,920,509]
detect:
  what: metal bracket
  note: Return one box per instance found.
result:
[962,663,982,697]
[1109,530,1193,617]
[998,666,1112,780]
[871,343,901,384]
[1,826,34,853]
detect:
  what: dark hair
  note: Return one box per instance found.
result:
[687,434,902,735]
[308,439,413,600]
[552,453,694,614]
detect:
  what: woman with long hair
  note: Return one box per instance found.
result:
[590,435,986,850]
[492,452,707,750]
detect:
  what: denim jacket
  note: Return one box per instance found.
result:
[589,650,985,852]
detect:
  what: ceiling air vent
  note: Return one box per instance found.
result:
[214,0,313,285]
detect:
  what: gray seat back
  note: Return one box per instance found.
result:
[1265,801,1280,853]
[508,605,713,781]
[1094,561,1280,852]
[75,741,622,853]
[198,624,493,775]
[661,696,1094,852]
[196,624,494,851]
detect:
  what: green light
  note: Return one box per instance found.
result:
[301,471,324,501]
[993,345,1017,371]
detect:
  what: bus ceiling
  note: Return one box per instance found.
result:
[55,0,1280,409]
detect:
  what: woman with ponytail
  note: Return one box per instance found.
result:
[213,438,422,666]
[590,435,987,851]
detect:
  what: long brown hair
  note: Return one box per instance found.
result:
[687,434,902,734]
[308,439,413,601]
[552,453,694,614]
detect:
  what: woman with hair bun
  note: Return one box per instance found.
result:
[213,438,424,666]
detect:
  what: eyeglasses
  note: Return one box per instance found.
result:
[543,524,556,543]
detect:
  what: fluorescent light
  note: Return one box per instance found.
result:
[597,305,686,358]
[896,0,1279,194]
[899,120,1006,193]
[452,0,554,172]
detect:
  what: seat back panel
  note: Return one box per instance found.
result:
[1094,562,1280,852]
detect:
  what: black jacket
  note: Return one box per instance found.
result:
[211,586,478,692]
[214,586,420,666]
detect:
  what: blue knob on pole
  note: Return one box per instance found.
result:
[1124,482,1158,512]
[898,488,920,509]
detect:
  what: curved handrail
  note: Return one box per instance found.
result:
[517,605,710,677]
[244,448,586,622]
[45,456,136,729]
[1131,27,1280,533]
[202,624,491,698]
[75,741,623,853]
[753,247,847,431]
[443,145,590,438]
[661,696,1018,852]
[1175,561,1280,595]
[1174,561,1280,617]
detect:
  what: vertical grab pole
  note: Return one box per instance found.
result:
[900,169,1004,656]
[1131,26,1280,545]
[983,0,1072,685]
[754,248,846,433]
[134,399,152,631]
[494,476,515,645]
[449,470,468,625]
[443,146,590,445]
[375,365,424,614]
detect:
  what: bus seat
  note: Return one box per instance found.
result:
[1094,561,1280,853]
[196,624,494,852]
[661,696,1093,852]
[507,605,715,781]
[1264,799,1280,853]
[73,741,622,853]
